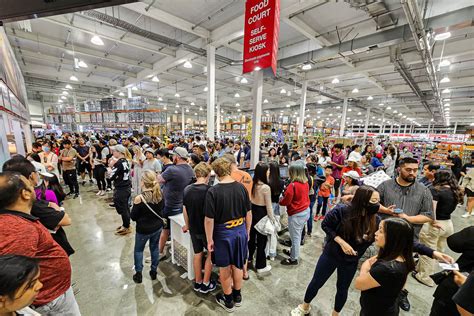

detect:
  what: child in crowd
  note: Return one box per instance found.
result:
[314,166,334,221]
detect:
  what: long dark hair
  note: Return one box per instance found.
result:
[433,170,464,204]
[92,144,102,160]
[378,218,416,272]
[252,162,269,198]
[321,148,330,158]
[268,161,282,196]
[281,143,289,157]
[340,185,378,244]
[0,254,39,299]
[46,174,66,204]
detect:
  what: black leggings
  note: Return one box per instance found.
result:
[114,187,131,228]
[63,169,79,194]
[248,205,268,269]
[316,196,329,216]
[93,165,107,191]
[304,252,358,312]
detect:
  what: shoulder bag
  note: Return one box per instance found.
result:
[138,194,167,227]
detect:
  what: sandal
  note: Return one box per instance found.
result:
[243,274,250,281]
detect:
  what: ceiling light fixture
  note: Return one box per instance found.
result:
[367,95,373,100]
[62,91,68,95]
[286,104,291,108]
[199,106,203,111]
[65,84,72,89]
[263,99,269,104]
[444,103,450,107]
[378,103,384,106]
[318,100,323,104]
[119,92,125,96]
[190,102,195,106]
[280,88,287,94]
[152,76,159,82]
[183,61,192,69]
[203,86,208,92]
[234,92,240,98]
[434,32,451,41]
[132,86,138,91]
[174,92,180,98]
[61,96,67,100]
[58,99,63,103]
[77,60,88,68]
[240,77,248,84]
[439,60,451,67]
[69,75,78,81]
[158,97,163,101]
[331,78,340,84]
[440,76,450,83]
[302,63,312,70]
[236,103,240,107]
[91,35,104,46]
[352,88,359,93]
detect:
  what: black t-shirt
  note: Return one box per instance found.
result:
[110,158,131,188]
[204,182,251,224]
[75,145,90,158]
[360,260,408,316]
[430,186,457,220]
[452,156,463,175]
[183,183,210,235]
[453,272,474,314]
[270,179,285,203]
[130,199,164,234]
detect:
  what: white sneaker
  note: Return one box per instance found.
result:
[257,265,272,274]
[99,191,105,196]
[462,213,472,218]
[96,191,101,196]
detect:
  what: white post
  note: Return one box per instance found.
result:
[181,107,185,137]
[404,124,407,134]
[339,98,348,137]
[453,121,458,134]
[363,106,371,146]
[427,122,431,134]
[216,102,221,139]
[298,81,308,139]
[250,70,263,169]
[127,87,132,99]
[380,112,385,134]
[206,45,216,141]
[389,123,393,134]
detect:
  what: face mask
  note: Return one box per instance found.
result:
[403,148,408,152]
[366,202,380,215]
[42,147,50,152]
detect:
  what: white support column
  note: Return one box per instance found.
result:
[339,98,348,137]
[127,87,132,98]
[389,123,393,134]
[216,102,221,139]
[363,106,371,146]
[250,70,263,169]
[181,107,185,136]
[427,122,431,134]
[453,121,458,134]
[398,124,401,134]
[206,45,216,141]
[298,81,308,139]
[404,124,407,134]
[380,112,385,134]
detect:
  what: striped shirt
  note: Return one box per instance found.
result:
[377,179,433,239]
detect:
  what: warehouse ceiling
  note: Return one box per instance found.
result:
[4,0,474,129]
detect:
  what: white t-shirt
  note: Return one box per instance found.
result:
[318,156,331,167]
[348,151,362,163]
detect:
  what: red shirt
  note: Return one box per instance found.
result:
[318,175,335,198]
[279,181,310,216]
[0,210,71,306]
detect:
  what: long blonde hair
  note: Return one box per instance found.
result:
[141,170,162,204]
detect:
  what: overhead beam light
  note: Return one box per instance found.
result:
[434,32,451,41]
[69,75,78,81]
[378,103,384,106]
[132,86,138,91]
[119,92,125,96]
[65,84,72,89]
[203,86,208,92]
[444,103,450,107]
[234,92,240,98]
[331,78,340,84]
[91,35,104,46]
[317,100,323,104]
[77,60,88,68]
[183,61,192,69]
[60,96,67,100]
[263,99,269,103]
[280,88,287,94]
[174,92,180,98]
[442,88,451,94]
[367,95,373,100]
[152,76,159,82]
[158,97,163,101]
[301,63,312,70]
[286,104,291,108]
[439,60,451,67]
[240,77,248,84]
[352,88,359,93]
[440,76,450,83]
[235,103,240,107]
[190,102,195,106]
[62,91,68,95]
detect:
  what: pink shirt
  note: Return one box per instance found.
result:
[35,188,58,205]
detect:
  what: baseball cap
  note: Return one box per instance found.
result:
[144,148,155,155]
[111,144,126,154]
[343,170,360,180]
[171,147,189,159]
[347,156,359,163]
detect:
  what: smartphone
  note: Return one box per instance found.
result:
[439,262,459,271]
[394,208,404,214]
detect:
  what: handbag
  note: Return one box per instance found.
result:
[139,194,167,227]
[430,270,452,285]
[255,215,281,235]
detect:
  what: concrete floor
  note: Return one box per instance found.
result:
[64,185,473,316]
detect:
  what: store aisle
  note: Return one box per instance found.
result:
[65,187,472,316]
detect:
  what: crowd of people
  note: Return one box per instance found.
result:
[0,131,473,316]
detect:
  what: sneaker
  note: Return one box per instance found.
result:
[149,270,157,280]
[215,293,235,313]
[462,213,472,218]
[398,289,410,312]
[66,192,74,196]
[232,290,242,307]
[283,249,291,257]
[281,258,298,266]
[200,280,217,294]
[193,282,202,292]
[257,265,272,274]
[109,203,116,208]
[115,227,132,236]
[106,188,112,192]
[291,304,311,316]
[82,181,86,186]
[89,179,94,184]
[99,191,105,196]
[96,191,102,196]
[319,215,325,221]
[313,215,319,221]
[73,193,79,199]
[133,272,142,284]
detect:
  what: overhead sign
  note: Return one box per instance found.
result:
[242,0,280,75]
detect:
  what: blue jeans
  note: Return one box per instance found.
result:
[307,199,316,234]
[272,202,280,216]
[34,287,80,315]
[288,208,310,260]
[134,229,162,273]
[303,251,358,312]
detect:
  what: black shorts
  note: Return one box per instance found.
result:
[78,161,91,173]
[162,207,182,230]
[466,188,474,198]
[190,232,207,253]
[334,178,342,191]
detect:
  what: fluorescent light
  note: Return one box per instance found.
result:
[62,91,68,95]
[174,93,180,98]
[183,61,192,69]
[398,113,402,116]
[203,87,208,92]
[132,86,138,91]
[61,96,67,100]
[194,113,198,116]
[331,78,340,84]
[78,60,88,68]
[234,92,240,98]
[237,109,241,112]
[58,100,63,103]
[302,63,312,70]
[199,107,203,111]
[190,102,195,106]
[235,103,240,107]
[174,110,178,114]
[318,100,323,104]
[442,88,451,94]
[393,110,397,113]
[352,88,359,93]
[163,106,167,110]
[158,97,163,101]
[91,35,104,46]
[367,95,373,100]
[439,60,451,67]
[152,76,159,82]
[357,112,362,115]
[440,76,450,83]
[186,109,189,112]
[176,104,180,108]
[444,103,450,107]
[336,106,341,109]
[119,92,125,96]
[378,103,384,106]
[434,32,451,41]
[280,88,287,94]
[443,98,451,101]
[240,77,248,84]
[286,104,291,108]
[65,84,72,89]
[69,75,78,81]
[387,106,392,110]
[348,109,352,112]
[263,99,269,103]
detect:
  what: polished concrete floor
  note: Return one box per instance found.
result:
[64,185,473,316]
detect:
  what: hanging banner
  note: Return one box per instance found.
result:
[242,0,280,75]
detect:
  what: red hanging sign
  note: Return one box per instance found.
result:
[242,0,280,75]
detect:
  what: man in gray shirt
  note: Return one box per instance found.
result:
[377,157,433,312]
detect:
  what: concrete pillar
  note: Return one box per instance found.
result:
[127,87,132,99]
[398,124,401,134]
[363,106,371,146]
[389,123,393,134]
[206,45,216,141]
[380,112,385,134]
[250,70,263,169]
[404,124,407,134]
[216,102,221,139]
[339,98,348,137]
[297,81,308,139]
[454,121,458,134]
[427,122,431,134]
[181,107,185,137]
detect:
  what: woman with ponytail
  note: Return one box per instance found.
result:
[130,170,164,284]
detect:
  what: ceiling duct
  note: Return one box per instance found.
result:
[345,0,398,30]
